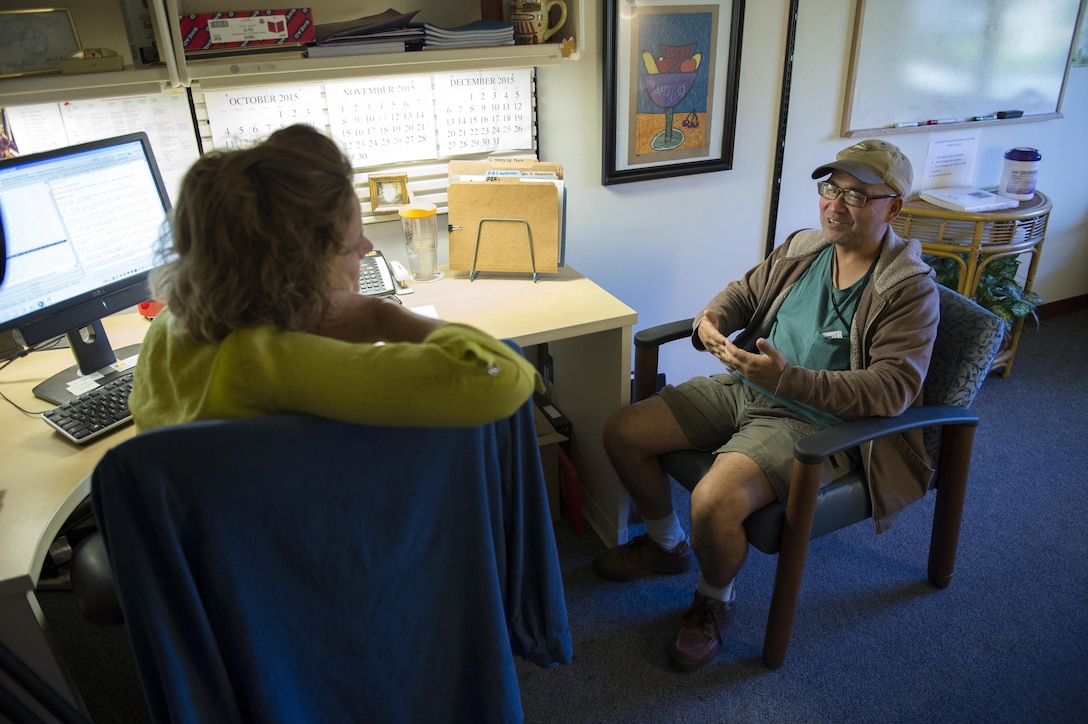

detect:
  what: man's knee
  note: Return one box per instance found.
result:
[603,402,645,457]
[603,396,688,458]
[689,453,776,528]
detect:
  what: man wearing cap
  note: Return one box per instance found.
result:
[593,139,939,671]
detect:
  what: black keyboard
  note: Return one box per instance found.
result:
[42,372,134,444]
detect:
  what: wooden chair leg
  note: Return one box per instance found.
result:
[928,424,975,589]
[763,459,822,669]
[633,346,660,403]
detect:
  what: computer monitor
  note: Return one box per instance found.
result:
[0,132,172,404]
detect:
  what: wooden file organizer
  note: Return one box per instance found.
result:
[447,158,564,282]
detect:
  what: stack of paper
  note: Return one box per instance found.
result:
[919,186,1020,213]
[309,8,423,56]
[423,20,514,49]
[447,158,565,277]
[308,39,410,58]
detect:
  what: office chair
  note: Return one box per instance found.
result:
[0,640,91,724]
[631,285,1004,669]
[79,404,571,722]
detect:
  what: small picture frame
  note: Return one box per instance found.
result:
[368,174,410,213]
[0,9,81,79]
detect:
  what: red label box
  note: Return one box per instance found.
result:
[180,8,315,52]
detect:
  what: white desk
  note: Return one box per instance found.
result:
[0,314,143,714]
[401,266,636,546]
[0,265,635,711]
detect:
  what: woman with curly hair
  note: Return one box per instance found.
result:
[129,124,541,431]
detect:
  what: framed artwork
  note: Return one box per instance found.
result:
[0,9,80,79]
[602,0,744,185]
[368,174,410,213]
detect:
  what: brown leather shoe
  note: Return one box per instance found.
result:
[592,535,694,581]
[668,591,735,671]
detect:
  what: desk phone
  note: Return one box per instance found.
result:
[359,251,395,296]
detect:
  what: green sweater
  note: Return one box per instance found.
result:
[129,308,544,432]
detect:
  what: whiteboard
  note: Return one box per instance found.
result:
[844,0,1082,134]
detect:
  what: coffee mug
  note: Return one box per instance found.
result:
[512,0,568,45]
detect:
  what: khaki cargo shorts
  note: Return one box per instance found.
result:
[657,373,857,500]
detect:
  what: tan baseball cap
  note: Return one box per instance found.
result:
[812,139,913,197]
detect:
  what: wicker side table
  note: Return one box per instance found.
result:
[891,191,1050,377]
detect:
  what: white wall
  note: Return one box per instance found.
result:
[536,0,789,384]
[535,0,1088,386]
[776,0,1088,305]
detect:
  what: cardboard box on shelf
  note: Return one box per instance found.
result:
[118,0,160,66]
[180,8,315,53]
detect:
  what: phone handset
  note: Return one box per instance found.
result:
[389,260,414,294]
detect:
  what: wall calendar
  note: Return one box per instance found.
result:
[202,84,326,150]
[433,69,533,156]
[200,69,534,164]
[325,75,436,167]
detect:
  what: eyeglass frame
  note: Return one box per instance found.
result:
[816,180,898,208]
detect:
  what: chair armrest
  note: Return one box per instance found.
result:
[633,318,697,402]
[634,318,697,349]
[794,406,979,465]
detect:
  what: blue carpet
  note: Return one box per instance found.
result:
[518,310,1088,723]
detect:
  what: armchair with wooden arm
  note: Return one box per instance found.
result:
[631,285,1004,669]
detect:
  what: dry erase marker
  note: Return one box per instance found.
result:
[925,118,957,125]
[894,121,921,128]
[969,114,997,121]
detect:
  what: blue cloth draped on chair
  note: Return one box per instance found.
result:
[91,400,572,723]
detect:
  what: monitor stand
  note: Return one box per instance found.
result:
[32,321,141,405]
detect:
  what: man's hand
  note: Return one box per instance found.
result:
[699,310,789,390]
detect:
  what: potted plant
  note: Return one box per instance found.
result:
[924,253,1043,336]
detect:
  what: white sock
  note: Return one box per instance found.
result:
[697,576,736,605]
[643,512,687,551]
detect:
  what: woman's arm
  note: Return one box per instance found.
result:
[237,322,544,427]
[312,291,445,343]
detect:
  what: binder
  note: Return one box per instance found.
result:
[447,158,565,281]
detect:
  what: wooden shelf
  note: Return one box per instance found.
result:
[1,0,581,106]
[184,44,564,92]
[0,66,174,107]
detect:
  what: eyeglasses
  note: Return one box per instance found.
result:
[816,181,897,208]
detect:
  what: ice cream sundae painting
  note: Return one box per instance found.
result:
[632,8,715,160]
[603,1,740,184]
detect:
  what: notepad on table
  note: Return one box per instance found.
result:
[919,186,1020,213]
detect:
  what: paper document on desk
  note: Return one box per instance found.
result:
[447,158,565,276]
[919,186,1019,213]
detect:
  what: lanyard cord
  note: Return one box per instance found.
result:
[830,291,855,331]
[830,253,877,331]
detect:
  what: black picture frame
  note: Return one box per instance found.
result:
[603,0,744,185]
